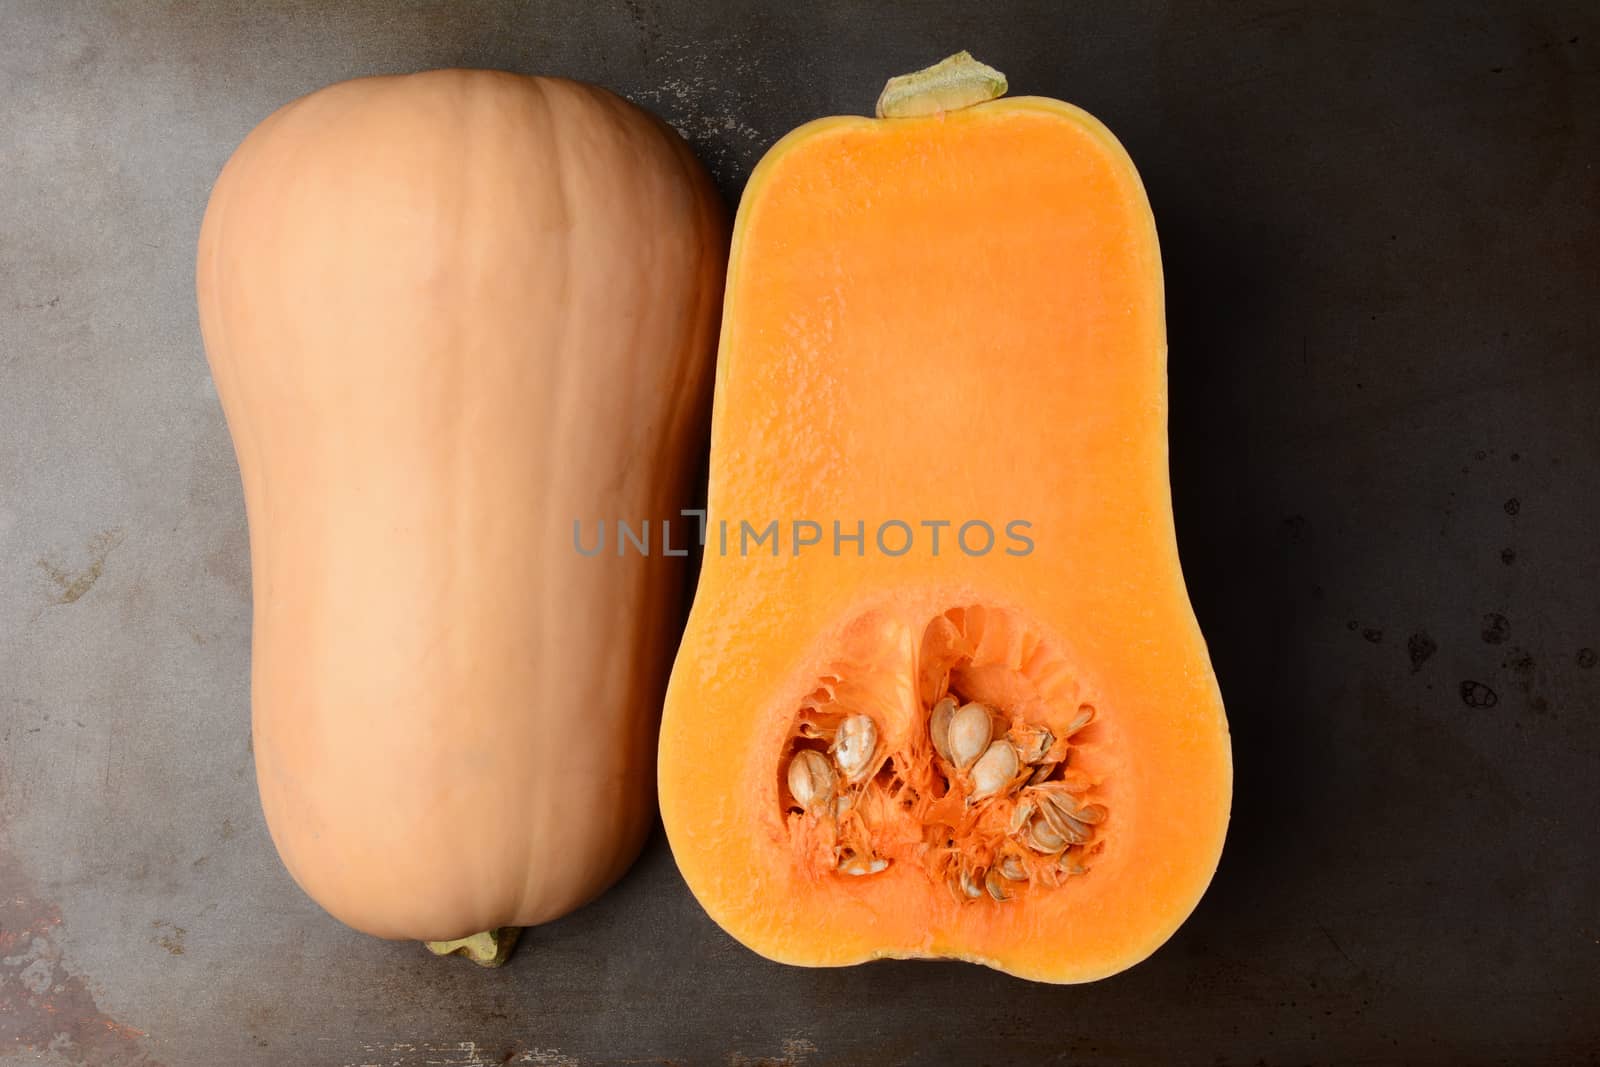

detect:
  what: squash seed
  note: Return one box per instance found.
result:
[1008,724,1054,765]
[1032,790,1092,844]
[839,854,889,876]
[1029,783,1104,825]
[948,702,994,770]
[1023,815,1067,853]
[1027,781,1074,808]
[956,861,985,900]
[787,750,834,812]
[1008,796,1036,836]
[1071,803,1108,826]
[998,853,1028,882]
[831,714,878,783]
[1012,800,1066,852]
[1048,810,1092,845]
[969,740,1019,801]
[984,867,1013,902]
[928,695,958,762]
[1064,703,1096,736]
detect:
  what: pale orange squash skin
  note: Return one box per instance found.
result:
[197,70,726,941]
[659,99,1231,983]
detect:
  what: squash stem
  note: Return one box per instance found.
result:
[875,51,1008,118]
[423,927,521,967]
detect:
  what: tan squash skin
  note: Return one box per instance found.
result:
[197,70,726,942]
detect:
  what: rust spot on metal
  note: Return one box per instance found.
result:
[36,527,126,605]
[1,832,162,1064]
[150,920,186,956]
[727,1038,816,1067]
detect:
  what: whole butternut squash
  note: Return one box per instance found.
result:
[197,69,726,963]
[659,54,1231,983]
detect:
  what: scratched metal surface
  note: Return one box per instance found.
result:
[2,2,1597,1064]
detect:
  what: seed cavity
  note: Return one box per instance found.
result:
[777,606,1111,903]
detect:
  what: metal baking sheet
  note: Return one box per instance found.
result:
[2,2,1596,1063]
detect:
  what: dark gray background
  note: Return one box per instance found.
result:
[2,2,1596,1064]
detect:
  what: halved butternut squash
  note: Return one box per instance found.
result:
[658,54,1230,983]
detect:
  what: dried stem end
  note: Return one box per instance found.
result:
[423,927,521,968]
[875,51,1009,119]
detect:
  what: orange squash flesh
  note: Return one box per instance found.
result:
[660,81,1231,983]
